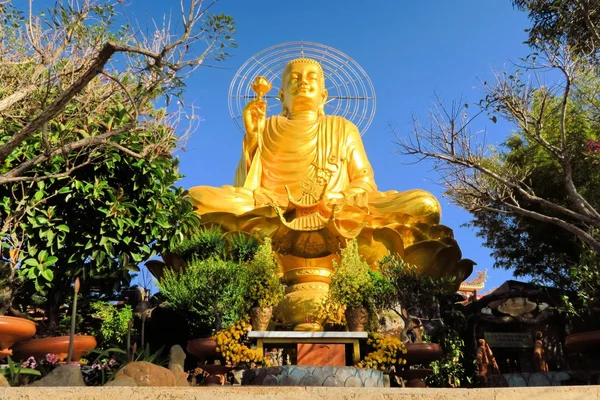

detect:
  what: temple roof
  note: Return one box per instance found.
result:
[458,269,487,291]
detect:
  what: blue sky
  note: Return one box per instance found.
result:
[38,0,532,291]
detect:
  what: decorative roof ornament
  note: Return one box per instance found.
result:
[497,297,537,317]
[228,41,376,136]
[459,269,487,291]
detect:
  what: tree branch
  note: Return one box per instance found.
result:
[0,42,118,161]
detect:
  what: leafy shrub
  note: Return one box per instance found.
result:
[91,301,133,347]
[169,226,227,262]
[329,240,375,308]
[245,238,283,308]
[227,232,260,263]
[157,257,248,336]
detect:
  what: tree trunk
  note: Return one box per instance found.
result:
[45,290,64,336]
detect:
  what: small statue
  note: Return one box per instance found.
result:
[476,339,500,382]
[533,331,549,372]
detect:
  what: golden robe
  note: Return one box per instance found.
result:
[188,115,472,281]
[191,115,441,226]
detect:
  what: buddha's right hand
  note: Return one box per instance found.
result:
[243,99,267,136]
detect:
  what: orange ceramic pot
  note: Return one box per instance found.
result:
[404,343,443,365]
[187,338,220,363]
[565,330,600,353]
[11,335,97,362]
[0,316,37,359]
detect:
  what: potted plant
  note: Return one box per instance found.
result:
[156,255,249,362]
[329,240,390,331]
[11,278,97,363]
[245,238,283,331]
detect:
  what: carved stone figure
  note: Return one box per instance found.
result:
[533,331,549,372]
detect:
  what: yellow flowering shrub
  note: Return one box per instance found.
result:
[356,332,407,371]
[213,320,269,367]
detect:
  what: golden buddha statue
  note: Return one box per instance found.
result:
[189,58,473,328]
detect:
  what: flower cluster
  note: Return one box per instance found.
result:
[91,358,116,371]
[21,357,37,369]
[586,139,600,153]
[213,320,268,366]
[21,353,61,370]
[356,332,407,371]
[44,353,59,365]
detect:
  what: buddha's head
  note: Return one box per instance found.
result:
[279,58,328,117]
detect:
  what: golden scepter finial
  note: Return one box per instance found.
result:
[251,76,272,101]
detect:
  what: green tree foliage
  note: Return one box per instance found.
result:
[0,1,236,326]
[378,255,457,339]
[513,0,600,55]
[467,89,600,286]
[169,226,228,262]
[398,29,600,291]
[378,255,471,387]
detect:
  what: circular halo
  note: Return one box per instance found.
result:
[228,41,376,136]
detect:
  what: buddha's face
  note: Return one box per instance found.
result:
[280,61,328,114]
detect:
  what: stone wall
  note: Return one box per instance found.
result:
[1,386,599,400]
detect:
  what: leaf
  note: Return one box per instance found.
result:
[41,269,54,281]
[27,268,37,279]
[23,258,40,267]
[56,225,70,232]
[43,256,58,267]
[38,250,48,262]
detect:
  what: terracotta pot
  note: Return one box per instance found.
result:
[404,343,444,365]
[0,316,37,359]
[11,335,97,362]
[187,338,220,363]
[250,306,272,331]
[200,364,233,385]
[565,329,600,353]
[345,306,368,332]
[395,368,432,387]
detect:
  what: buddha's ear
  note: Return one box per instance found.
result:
[278,89,288,116]
[322,88,328,104]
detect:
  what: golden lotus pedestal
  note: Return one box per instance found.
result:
[277,253,339,331]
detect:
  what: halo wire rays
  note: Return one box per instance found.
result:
[228,41,376,136]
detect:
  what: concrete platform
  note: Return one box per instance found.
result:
[1,386,599,399]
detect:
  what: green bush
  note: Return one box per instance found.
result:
[227,232,260,263]
[245,238,283,308]
[157,256,248,337]
[169,226,227,262]
[329,240,376,309]
[91,301,133,347]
